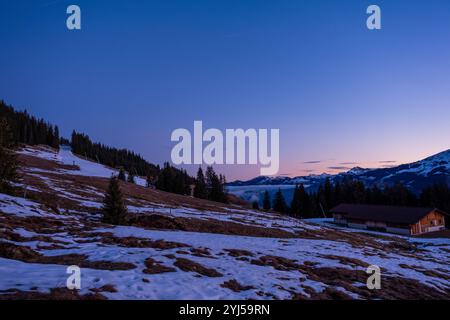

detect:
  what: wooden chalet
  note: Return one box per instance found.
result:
[330,203,448,235]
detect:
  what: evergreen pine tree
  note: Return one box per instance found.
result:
[146,175,155,188]
[0,118,12,147]
[46,126,54,147]
[127,171,135,184]
[262,191,271,210]
[102,176,128,225]
[324,178,333,211]
[369,185,384,205]
[194,167,207,199]
[218,174,228,203]
[0,118,18,194]
[53,126,60,149]
[205,166,227,203]
[118,168,126,181]
[333,181,342,207]
[316,184,326,215]
[205,166,216,198]
[299,184,311,218]
[273,188,288,213]
[290,185,301,217]
[290,184,310,218]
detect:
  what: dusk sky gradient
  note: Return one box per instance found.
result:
[1,0,450,180]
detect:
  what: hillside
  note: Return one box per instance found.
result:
[0,145,449,299]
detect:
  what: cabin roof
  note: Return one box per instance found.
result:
[330,203,448,225]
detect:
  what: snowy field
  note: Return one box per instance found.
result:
[0,146,449,300]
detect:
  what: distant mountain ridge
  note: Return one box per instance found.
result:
[228,149,450,195]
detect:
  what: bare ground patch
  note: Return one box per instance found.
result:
[301,266,450,300]
[399,264,450,281]
[250,255,301,271]
[247,253,450,299]
[224,248,254,258]
[128,214,296,239]
[174,258,223,277]
[320,254,370,268]
[0,212,66,235]
[89,284,117,293]
[221,279,255,292]
[143,257,176,274]
[0,287,106,300]
[101,235,190,250]
[190,247,215,258]
[0,242,136,270]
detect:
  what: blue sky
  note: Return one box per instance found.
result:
[1,0,450,180]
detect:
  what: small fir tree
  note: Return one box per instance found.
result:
[102,176,128,225]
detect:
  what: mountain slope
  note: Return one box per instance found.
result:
[0,145,449,300]
[356,149,450,193]
[228,149,450,204]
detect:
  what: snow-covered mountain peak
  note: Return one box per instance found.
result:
[347,167,371,175]
[228,148,450,195]
[419,149,450,166]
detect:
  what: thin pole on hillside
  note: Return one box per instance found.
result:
[319,203,327,218]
